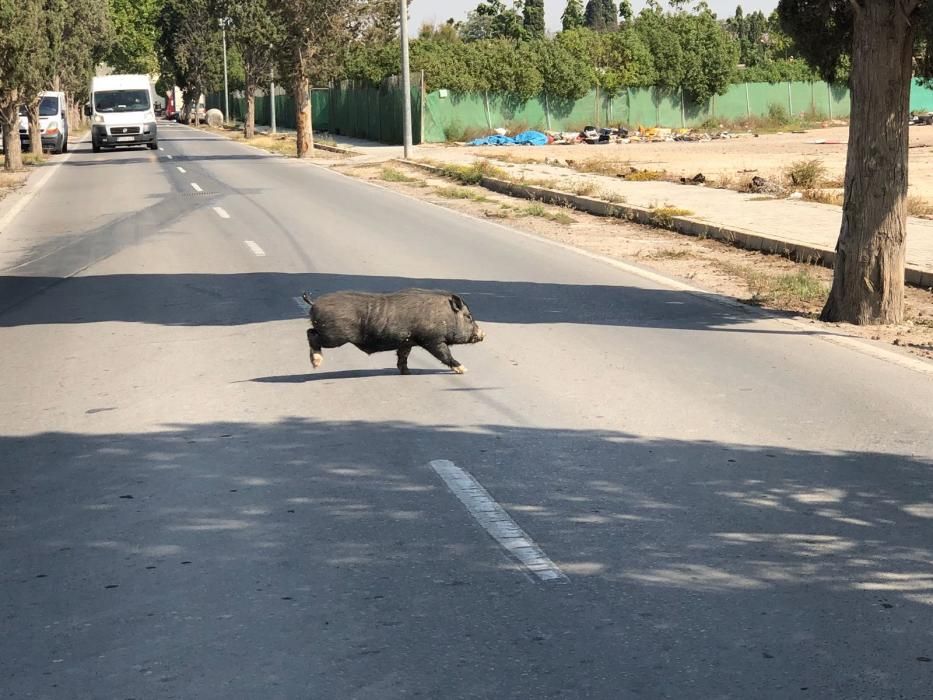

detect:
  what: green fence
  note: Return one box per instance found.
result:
[207,75,419,144]
[422,80,861,142]
[207,78,933,146]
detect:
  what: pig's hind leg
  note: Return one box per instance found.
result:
[306,328,324,368]
[397,345,413,375]
[423,342,466,374]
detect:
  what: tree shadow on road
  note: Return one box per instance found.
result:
[2,416,932,697]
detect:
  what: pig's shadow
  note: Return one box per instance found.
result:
[249,368,451,383]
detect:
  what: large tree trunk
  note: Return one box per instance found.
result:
[28,103,42,157]
[245,81,255,139]
[820,1,914,324]
[1,101,24,171]
[294,73,313,158]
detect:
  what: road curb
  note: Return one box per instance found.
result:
[398,159,933,289]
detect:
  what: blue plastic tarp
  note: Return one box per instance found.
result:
[513,130,548,146]
[468,134,515,146]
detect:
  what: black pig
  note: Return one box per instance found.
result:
[301,289,485,374]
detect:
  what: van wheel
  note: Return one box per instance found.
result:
[147,140,158,150]
[61,137,68,154]
[92,140,100,153]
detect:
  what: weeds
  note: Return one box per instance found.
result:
[908,195,933,218]
[716,261,827,307]
[624,168,666,182]
[571,181,598,196]
[645,248,693,260]
[785,159,827,188]
[649,205,693,228]
[802,189,844,206]
[436,160,509,185]
[380,166,417,183]
[434,186,489,202]
[0,172,26,190]
[601,190,626,204]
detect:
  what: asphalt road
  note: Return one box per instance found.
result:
[2,123,933,699]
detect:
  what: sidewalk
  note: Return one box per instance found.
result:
[419,152,933,286]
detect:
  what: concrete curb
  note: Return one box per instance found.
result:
[399,159,933,289]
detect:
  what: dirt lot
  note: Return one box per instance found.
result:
[416,124,933,201]
[332,159,933,363]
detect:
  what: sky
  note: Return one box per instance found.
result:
[410,0,780,31]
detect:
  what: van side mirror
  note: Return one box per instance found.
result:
[83,104,91,117]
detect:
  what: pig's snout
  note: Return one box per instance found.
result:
[472,326,486,343]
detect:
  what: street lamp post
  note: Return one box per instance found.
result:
[400,0,412,159]
[220,18,231,125]
[270,44,276,134]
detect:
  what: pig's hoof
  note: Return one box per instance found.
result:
[311,353,323,368]
[452,365,467,374]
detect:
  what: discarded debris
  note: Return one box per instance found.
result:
[680,173,706,185]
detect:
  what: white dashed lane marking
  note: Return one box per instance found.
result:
[430,459,568,584]
[244,240,266,256]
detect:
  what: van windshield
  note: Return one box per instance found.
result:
[94,89,150,113]
[17,97,59,117]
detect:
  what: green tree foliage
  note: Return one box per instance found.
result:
[584,0,618,32]
[0,0,42,170]
[618,0,632,23]
[561,0,584,31]
[461,1,526,41]
[523,0,545,38]
[104,0,159,73]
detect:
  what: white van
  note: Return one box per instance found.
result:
[85,75,158,153]
[18,91,69,154]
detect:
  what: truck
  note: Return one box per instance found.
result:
[85,74,158,153]
[165,86,182,121]
[18,91,68,154]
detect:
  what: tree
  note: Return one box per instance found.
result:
[523,0,545,38]
[584,0,617,32]
[778,0,925,324]
[224,0,284,138]
[618,0,633,24]
[57,0,112,126]
[461,0,525,40]
[561,0,584,30]
[0,0,42,171]
[104,0,159,73]
[21,0,66,156]
[270,0,349,156]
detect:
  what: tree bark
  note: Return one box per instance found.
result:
[28,103,42,156]
[295,72,313,158]
[1,100,24,171]
[245,81,255,139]
[820,0,914,324]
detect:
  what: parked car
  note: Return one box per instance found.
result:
[85,74,158,152]
[177,98,206,124]
[18,91,68,154]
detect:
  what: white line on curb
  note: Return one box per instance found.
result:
[176,166,186,173]
[244,240,266,256]
[430,459,568,583]
[190,182,202,192]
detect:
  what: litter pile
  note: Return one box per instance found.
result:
[467,125,747,146]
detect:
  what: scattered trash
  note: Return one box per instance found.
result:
[513,130,548,146]
[749,176,768,193]
[788,191,803,200]
[680,173,706,185]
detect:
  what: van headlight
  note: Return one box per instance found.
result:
[143,123,151,133]
[43,121,59,134]
[93,114,104,124]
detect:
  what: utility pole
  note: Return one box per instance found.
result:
[220,17,231,125]
[400,0,412,159]
[270,44,276,134]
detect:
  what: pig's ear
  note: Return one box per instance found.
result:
[449,294,465,312]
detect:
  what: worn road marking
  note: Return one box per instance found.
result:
[190,182,202,192]
[212,206,230,219]
[244,240,266,257]
[176,166,186,173]
[430,460,568,583]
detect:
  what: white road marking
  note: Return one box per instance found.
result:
[212,206,230,219]
[166,154,173,159]
[292,296,309,313]
[176,166,186,173]
[190,182,202,192]
[430,460,568,583]
[244,240,266,256]
[159,147,164,151]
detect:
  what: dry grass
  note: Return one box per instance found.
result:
[802,189,844,206]
[434,186,489,202]
[517,176,559,189]
[20,152,46,166]
[0,171,27,191]
[716,261,827,306]
[433,159,510,185]
[907,195,933,217]
[649,205,693,228]
[517,200,576,225]
[600,190,626,204]
[568,159,629,177]
[380,166,418,183]
[570,180,599,196]
[785,159,827,188]
[625,168,667,182]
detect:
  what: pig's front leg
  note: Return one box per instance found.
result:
[397,345,412,375]
[423,342,466,374]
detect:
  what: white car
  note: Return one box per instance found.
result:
[18,91,68,154]
[85,74,158,153]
